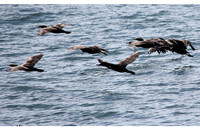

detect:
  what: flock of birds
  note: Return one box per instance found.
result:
[8,23,196,75]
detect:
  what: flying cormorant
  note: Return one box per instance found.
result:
[98,52,139,74]
[69,45,109,55]
[8,54,44,72]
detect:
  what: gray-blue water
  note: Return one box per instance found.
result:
[1,4,200,126]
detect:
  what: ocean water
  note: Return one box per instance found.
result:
[0,4,200,126]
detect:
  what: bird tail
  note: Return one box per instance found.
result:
[33,68,44,72]
[189,44,195,51]
[99,48,109,53]
[127,70,135,75]
[100,52,107,55]
[64,31,71,34]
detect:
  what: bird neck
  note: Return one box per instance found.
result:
[127,70,135,75]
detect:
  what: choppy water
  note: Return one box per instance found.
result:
[1,4,200,126]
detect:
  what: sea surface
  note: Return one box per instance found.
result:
[1,4,200,126]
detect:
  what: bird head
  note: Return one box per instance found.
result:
[38,25,47,28]
[97,59,104,66]
[9,64,18,67]
[128,41,133,45]
[134,37,144,41]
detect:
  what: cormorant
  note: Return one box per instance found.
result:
[8,54,44,72]
[98,52,139,74]
[69,45,109,55]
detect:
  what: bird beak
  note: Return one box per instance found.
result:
[127,41,132,45]
[63,24,73,26]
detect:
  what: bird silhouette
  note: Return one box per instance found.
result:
[8,54,44,72]
[69,45,109,55]
[98,52,139,74]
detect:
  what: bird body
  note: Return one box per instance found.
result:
[98,52,139,74]
[9,54,44,72]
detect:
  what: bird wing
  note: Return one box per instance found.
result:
[38,29,48,36]
[117,52,139,67]
[53,23,66,29]
[38,27,58,36]
[145,38,162,45]
[165,40,174,45]
[22,54,43,68]
[9,66,28,72]
[53,25,63,29]
[148,47,157,53]
[8,67,16,72]
[69,45,87,50]
[54,23,72,29]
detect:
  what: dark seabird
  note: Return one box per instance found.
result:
[129,38,170,54]
[98,52,139,75]
[69,45,109,55]
[166,39,195,57]
[38,23,72,36]
[8,54,44,72]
